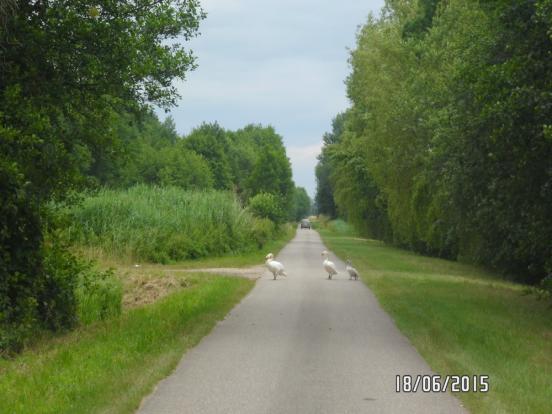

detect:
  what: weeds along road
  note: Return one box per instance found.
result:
[137,229,466,414]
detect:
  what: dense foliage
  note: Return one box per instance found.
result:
[314,114,344,218]
[248,192,287,224]
[316,0,552,283]
[0,0,204,352]
[88,114,297,209]
[67,186,282,262]
[291,186,312,221]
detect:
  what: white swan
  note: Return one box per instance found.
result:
[321,250,338,280]
[265,253,287,280]
[346,259,359,280]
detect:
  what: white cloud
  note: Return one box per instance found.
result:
[287,143,322,165]
[287,143,323,197]
[159,0,385,196]
[177,56,346,112]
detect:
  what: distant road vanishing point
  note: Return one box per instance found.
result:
[137,229,466,414]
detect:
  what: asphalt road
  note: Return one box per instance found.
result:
[137,229,466,414]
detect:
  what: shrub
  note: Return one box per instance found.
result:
[0,159,43,353]
[1,158,118,353]
[311,214,330,229]
[250,218,277,248]
[36,237,123,330]
[38,242,83,331]
[76,267,122,325]
[526,274,552,306]
[248,192,286,224]
[328,219,357,236]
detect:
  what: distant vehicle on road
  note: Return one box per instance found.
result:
[300,219,311,229]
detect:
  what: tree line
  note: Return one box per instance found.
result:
[316,0,552,285]
[89,111,311,222]
[1,1,310,352]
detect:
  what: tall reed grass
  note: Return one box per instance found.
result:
[67,185,278,263]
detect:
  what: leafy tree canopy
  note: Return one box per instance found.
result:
[323,0,552,283]
[0,0,205,351]
[1,0,205,201]
[291,187,312,221]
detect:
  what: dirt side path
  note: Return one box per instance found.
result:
[121,265,265,309]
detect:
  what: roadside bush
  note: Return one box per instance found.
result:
[311,214,330,230]
[38,242,83,331]
[40,241,123,329]
[0,159,43,353]
[76,267,122,325]
[250,218,277,248]
[0,158,121,354]
[541,275,552,305]
[327,219,357,236]
[248,192,286,224]
[526,274,552,305]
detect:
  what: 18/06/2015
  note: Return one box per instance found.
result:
[396,375,489,393]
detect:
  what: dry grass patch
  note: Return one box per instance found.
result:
[122,270,193,309]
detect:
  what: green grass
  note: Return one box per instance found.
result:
[317,221,552,414]
[65,185,283,263]
[158,222,296,269]
[0,274,254,414]
[78,222,296,271]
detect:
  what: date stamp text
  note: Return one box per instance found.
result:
[396,375,489,393]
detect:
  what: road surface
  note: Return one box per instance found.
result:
[138,229,466,413]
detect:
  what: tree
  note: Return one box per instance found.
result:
[315,161,337,216]
[248,193,287,224]
[229,124,283,200]
[158,146,214,190]
[314,113,346,217]
[247,148,294,211]
[326,0,552,282]
[184,123,234,190]
[291,187,312,221]
[0,0,205,350]
[1,0,205,200]
[431,0,552,280]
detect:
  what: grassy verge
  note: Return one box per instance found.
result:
[316,220,552,414]
[0,274,254,414]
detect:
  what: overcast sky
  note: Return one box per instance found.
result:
[158,0,385,197]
